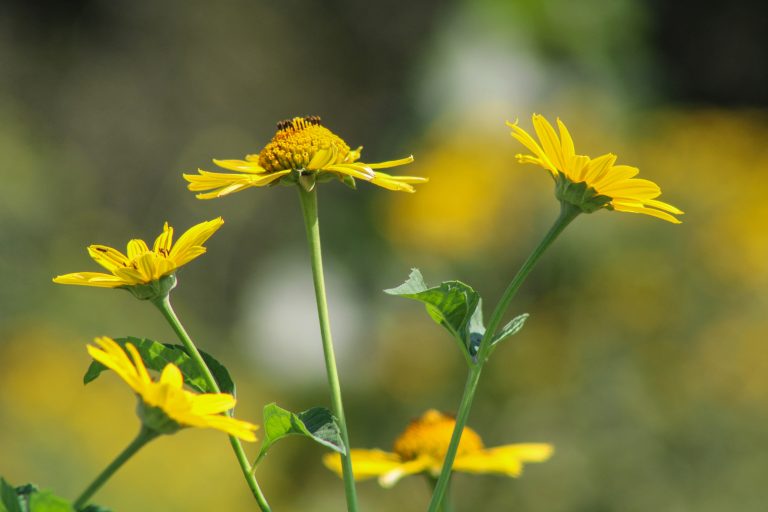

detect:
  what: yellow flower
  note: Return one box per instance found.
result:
[323,409,553,487]
[184,116,426,198]
[508,114,683,223]
[87,337,258,440]
[53,218,223,293]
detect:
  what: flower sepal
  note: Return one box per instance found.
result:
[554,174,612,213]
[123,273,177,301]
[137,401,183,436]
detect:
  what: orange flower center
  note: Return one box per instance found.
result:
[393,409,484,461]
[258,116,351,173]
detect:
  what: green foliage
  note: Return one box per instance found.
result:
[83,337,235,396]
[0,478,110,512]
[385,268,483,360]
[255,403,345,466]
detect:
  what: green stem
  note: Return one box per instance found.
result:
[152,296,272,512]
[297,186,359,512]
[427,203,580,512]
[74,427,157,510]
[427,474,454,512]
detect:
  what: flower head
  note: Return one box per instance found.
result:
[87,337,258,440]
[184,116,426,198]
[323,409,553,487]
[53,218,223,298]
[509,114,683,223]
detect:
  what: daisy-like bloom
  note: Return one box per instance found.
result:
[184,115,426,198]
[323,409,553,488]
[508,114,683,223]
[53,218,223,298]
[88,337,258,440]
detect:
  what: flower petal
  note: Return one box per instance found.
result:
[453,443,554,477]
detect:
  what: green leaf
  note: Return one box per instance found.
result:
[491,313,529,346]
[83,337,235,396]
[255,403,345,466]
[0,478,22,512]
[80,506,112,512]
[0,481,83,512]
[385,269,481,358]
[28,492,73,512]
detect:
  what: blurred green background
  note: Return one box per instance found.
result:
[2,0,767,510]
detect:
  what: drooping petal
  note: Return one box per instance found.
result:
[379,455,433,488]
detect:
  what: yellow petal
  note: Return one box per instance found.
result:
[322,449,404,480]
[201,415,259,442]
[190,393,237,415]
[87,245,129,272]
[168,218,224,268]
[152,222,174,254]
[212,159,267,173]
[159,364,184,390]
[366,155,415,169]
[126,239,150,260]
[453,443,554,477]
[53,272,126,287]
[532,114,567,172]
[379,455,433,488]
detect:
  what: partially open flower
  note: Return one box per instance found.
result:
[323,409,552,487]
[87,337,258,440]
[53,218,223,299]
[184,116,426,198]
[509,114,683,223]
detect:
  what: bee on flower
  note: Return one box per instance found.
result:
[184,116,427,198]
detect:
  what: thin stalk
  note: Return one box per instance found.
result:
[74,427,157,509]
[427,472,454,512]
[427,203,580,512]
[297,186,359,512]
[152,295,272,512]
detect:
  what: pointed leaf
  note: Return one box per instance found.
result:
[492,313,529,346]
[255,403,345,466]
[83,337,235,395]
[0,478,22,512]
[385,269,481,357]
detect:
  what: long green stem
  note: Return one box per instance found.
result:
[152,296,272,512]
[74,427,157,509]
[297,186,359,512]
[427,203,580,512]
[427,474,454,512]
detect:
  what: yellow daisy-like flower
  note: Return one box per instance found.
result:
[53,218,223,297]
[323,409,553,488]
[184,116,426,198]
[87,337,258,440]
[508,114,683,223]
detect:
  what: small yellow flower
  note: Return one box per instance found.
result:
[53,218,223,293]
[184,116,426,198]
[509,114,683,223]
[323,409,553,487]
[87,337,258,440]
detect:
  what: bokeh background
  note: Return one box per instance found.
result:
[2,0,768,510]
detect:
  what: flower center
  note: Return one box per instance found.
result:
[393,409,484,461]
[258,116,351,173]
